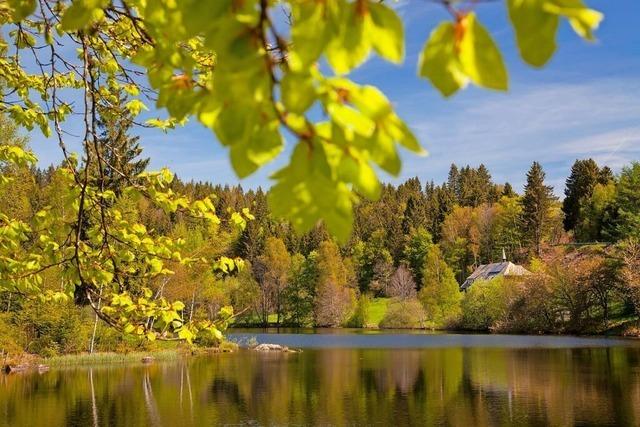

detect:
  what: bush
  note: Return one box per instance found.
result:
[93,324,158,353]
[346,294,370,328]
[16,300,91,357]
[461,277,512,331]
[0,313,24,356]
[379,298,426,329]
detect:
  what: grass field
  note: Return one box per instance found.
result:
[365,298,390,328]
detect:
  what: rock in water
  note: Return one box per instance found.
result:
[141,356,154,364]
[254,343,288,352]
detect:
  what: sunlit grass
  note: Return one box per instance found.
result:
[366,298,390,327]
[45,350,183,366]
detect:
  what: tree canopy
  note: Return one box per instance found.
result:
[0,0,603,341]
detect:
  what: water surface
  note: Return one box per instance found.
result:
[2,332,640,426]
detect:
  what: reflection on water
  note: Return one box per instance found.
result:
[1,337,640,426]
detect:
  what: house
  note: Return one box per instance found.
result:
[460,250,531,292]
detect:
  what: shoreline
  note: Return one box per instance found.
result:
[4,329,639,374]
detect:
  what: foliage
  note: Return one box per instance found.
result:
[255,236,291,325]
[0,312,23,356]
[16,300,91,357]
[347,294,370,328]
[461,277,512,331]
[419,245,462,328]
[617,238,640,319]
[352,229,393,294]
[606,163,640,240]
[379,298,426,329]
[314,241,356,327]
[402,227,434,287]
[284,252,318,326]
[0,117,244,345]
[0,0,608,343]
[575,182,616,242]
[521,161,557,255]
[562,159,608,232]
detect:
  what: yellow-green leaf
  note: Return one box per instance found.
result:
[368,3,404,63]
[418,22,468,97]
[458,13,509,92]
[508,0,560,67]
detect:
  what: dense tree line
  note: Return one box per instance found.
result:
[2,111,640,357]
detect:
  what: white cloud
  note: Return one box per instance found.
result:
[397,77,640,191]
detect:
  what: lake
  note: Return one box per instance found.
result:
[1,330,640,426]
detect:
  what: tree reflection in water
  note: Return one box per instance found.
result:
[1,346,639,426]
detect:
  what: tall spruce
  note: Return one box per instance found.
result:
[521,162,556,255]
[95,90,150,194]
[562,159,601,231]
[502,182,516,197]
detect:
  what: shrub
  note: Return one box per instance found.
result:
[347,294,370,328]
[16,300,91,357]
[461,277,511,331]
[0,313,23,357]
[418,245,462,327]
[379,298,426,329]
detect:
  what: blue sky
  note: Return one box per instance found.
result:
[29,0,640,195]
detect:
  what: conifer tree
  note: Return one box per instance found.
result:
[521,162,557,255]
[562,159,601,231]
[95,91,150,194]
[502,182,516,198]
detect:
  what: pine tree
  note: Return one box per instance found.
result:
[502,182,516,198]
[521,162,557,255]
[447,163,459,202]
[95,90,150,194]
[562,159,601,231]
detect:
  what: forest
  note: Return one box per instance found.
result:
[0,0,629,360]
[2,106,639,357]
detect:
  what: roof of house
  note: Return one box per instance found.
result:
[460,261,531,291]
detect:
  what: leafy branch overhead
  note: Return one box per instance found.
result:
[0,0,602,342]
[1,0,602,240]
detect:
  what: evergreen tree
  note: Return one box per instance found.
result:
[521,162,557,255]
[598,166,614,185]
[562,159,601,231]
[95,90,150,194]
[401,195,426,235]
[606,162,640,240]
[447,164,459,202]
[402,228,434,288]
[502,182,516,198]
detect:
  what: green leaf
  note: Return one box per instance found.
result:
[543,0,603,40]
[281,72,316,114]
[60,0,109,31]
[368,3,404,63]
[508,0,560,67]
[508,0,602,67]
[289,2,332,72]
[7,0,36,22]
[326,5,371,74]
[178,328,194,343]
[339,155,381,200]
[149,258,163,274]
[327,103,376,138]
[458,13,509,92]
[418,22,468,97]
[230,121,283,178]
[125,99,148,116]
